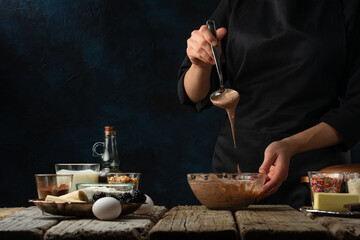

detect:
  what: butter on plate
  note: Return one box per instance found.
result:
[313,193,360,212]
[45,190,88,203]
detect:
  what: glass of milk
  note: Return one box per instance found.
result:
[346,173,360,195]
[55,163,100,192]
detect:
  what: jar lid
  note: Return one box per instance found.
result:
[105,126,115,131]
[105,126,116,135]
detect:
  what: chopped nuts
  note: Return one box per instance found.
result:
[108,175,139,190]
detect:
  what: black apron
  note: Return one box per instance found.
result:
[210,0,351,208]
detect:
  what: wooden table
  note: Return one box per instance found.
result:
[0,206,167,240]
[149,205,332,240]
[149,205,360,240]
[1,205,359,240]
[302,210,360,240]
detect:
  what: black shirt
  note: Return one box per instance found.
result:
[178,0,360,207]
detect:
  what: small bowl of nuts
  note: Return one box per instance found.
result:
[107,173,141,190]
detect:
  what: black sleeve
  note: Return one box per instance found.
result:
[320,0,360,150]
[177,0,232,113]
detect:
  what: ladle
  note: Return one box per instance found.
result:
[206,20,225,98]
[207,20,240,148]
[207,20,239,108]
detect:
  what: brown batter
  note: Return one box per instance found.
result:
[189,177,261,210]
[210,89,240,148]
[237,164,242,175]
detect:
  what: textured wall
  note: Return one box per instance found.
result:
[0,0,359,208]
[0,0,223,207]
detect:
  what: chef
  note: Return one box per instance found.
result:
[178,0,360,208]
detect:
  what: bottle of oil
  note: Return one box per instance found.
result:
[92,126,121,182]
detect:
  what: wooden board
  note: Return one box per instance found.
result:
[149,205,237,240]
[0,206,65,240]
[44,206,167,240]
[235,205,332,240]
[307,215,360,240]
[0,207,26,220]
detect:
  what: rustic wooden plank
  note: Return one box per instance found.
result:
[44,206,167,240]
[235,205,332,240]
[0,206,65,240]
[149,205,237,240]
[0,207,26,220]
[305,214,360,240]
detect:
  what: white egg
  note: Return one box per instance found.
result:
[134,194,154,215]
[92,197,122,220]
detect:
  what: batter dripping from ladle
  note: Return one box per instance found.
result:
[207,20,241,175]
[210,89,239,149]
[210,85,241,175]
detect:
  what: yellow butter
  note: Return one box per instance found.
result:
[45,195,86,203]
[44,190,88,203]
[60,190,88,202]
[313,193,360,212]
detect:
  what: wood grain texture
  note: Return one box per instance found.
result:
[44,206,167,240]
[235,205,332,240]
[149,205,237,240]
[309,216,360,240]
[0,207,26,220]
[0,206,65,240]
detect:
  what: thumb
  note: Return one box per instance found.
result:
[259,149,277,175]
[216,28,227,41]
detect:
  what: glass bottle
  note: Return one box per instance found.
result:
[92,126,121,183]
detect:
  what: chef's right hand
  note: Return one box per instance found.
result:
[186,25,227,68]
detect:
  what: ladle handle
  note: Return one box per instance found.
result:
[206,20,224,90]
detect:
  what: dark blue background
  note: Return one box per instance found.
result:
[0,0,359,208]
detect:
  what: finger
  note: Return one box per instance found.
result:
[187,40,215,65]
[259,149,277,175]
[266,165,276,179]
[263,173,271,182]
[258,166,286,195]
[256,179,282,202]
[261,165,287,193]
[255,184,279,202]
[216,28,227,41]
[191,31,214,61]
[187,47,214,66]
[270,155,289,184]
[190,44,215,65]
[199,25,217,46]
[199,26,227,45]
[215,28,227,54]
[257,167,288,202]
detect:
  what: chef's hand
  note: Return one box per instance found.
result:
[255,122,343,202]
[255,140,293,202]
[186,25,227,68]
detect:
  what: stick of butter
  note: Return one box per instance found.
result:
[45,195,86,203]
[45,190,88,203]
[313,193,360,212]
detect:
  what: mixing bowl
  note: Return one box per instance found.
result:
[187,173,265,210]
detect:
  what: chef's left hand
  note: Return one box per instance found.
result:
[255,139,293,202]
